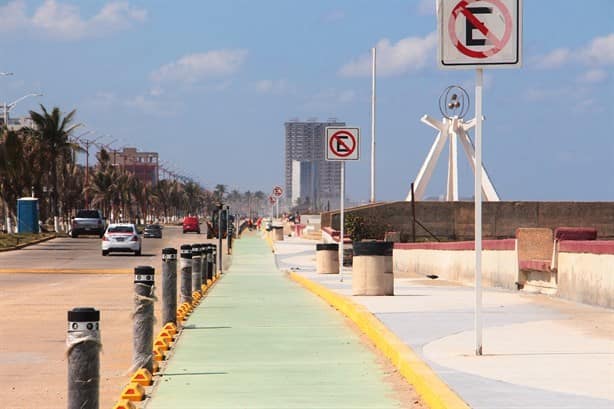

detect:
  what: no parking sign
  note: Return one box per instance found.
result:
[439,0,522,68]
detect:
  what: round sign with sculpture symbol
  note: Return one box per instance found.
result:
[439,85,470,120]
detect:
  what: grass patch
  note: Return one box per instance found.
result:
[0,233,56,249]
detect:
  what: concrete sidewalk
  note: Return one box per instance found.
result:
[146,234,418,408]
[275,236,614,409]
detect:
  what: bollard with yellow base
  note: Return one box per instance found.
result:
[130,368,153,386]
[157,329,174,344]
[162,322,177,335]
[112,399,137,409]
[152,345,165,362]
[153,336,169,353]
[201,284,208,293]
[120,383,145,402]
[206,279,213,286]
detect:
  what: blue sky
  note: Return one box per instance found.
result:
[1,0,612,202]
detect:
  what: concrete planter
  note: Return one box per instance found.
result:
[351,241,394,296]
[316,243,339,274]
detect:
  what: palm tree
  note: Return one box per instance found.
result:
[183,181,202,215]
[29,105,79,226]
[254,190,266,217]
[213,184,227,204]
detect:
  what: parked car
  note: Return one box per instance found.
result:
[143,224,163,238]
[101,223,142,256]
[71,209,105,238]
[182,216,200,234]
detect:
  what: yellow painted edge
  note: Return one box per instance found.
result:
[0,268,132,274]
[288,272,469,409]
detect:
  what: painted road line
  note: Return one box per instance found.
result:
[0,268,132,274]
[288,271,470,409]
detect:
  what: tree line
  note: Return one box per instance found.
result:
[0,105,269,231]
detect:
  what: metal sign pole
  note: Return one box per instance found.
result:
[475,67,483,356]
[370,47,376,203]
[339,161,345,282]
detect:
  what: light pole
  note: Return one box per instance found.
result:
[3,93,43,127]
[1,72,14,232]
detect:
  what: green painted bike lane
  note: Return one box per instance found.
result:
[147,234,404,408]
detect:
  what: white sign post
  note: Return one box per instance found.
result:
[438,0,521,356]
[272,186,283,220]
[326,127,360,282]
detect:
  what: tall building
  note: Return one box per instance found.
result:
[284,118,345,210]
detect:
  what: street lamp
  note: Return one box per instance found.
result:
[3,93,43,127]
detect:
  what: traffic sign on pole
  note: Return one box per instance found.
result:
[439,0,521,68]
[326,127,360,161]
[272,186,283,198]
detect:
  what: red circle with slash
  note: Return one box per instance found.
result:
[449,0,512,59]
[329,130,356,158]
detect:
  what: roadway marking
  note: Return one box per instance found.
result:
[0,268,132,274]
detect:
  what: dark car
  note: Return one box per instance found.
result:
[143,224,163,238]
[71,209,105,238]
[182,216,200,234]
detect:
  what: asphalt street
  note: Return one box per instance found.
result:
[0,223,230,409]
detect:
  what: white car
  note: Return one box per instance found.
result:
[101,223,142,256]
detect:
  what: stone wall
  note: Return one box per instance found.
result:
[322,201,614,241]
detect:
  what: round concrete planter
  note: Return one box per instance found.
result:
[351,241,394,296]
[316,243,339,274]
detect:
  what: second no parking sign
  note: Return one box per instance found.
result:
[325,127,360,161]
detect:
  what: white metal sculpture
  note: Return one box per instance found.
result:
[406,86,499,202]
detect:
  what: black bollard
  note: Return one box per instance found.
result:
[133,266,155,373]
[199,243,207,289]
[191,244,202,296]
[205,244,213,284]
[67,307,100,409]
[212,244,218,277]
[161,248,177,326]
[179,244,193,304]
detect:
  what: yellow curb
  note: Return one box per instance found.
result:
[0,268,132,274]
[288,272,469,409]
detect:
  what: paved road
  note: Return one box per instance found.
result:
[0,225,216,272]
[146,233,420,408]
[0,224,230,409]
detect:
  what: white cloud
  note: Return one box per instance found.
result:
[533,48,572,69]
[0,0,29,31]
[583,33,614,66]
[0,0,147,40]
[254,79,292,95]
[151,50,248,84]
[532,33,614,69]
[339,32,437,77]
[578,69,608,84]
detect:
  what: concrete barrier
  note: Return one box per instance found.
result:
[316,243,339,274]
[352,242,393,296]
[557,241,614,308]
[272,226,284,241]
[393,240,518,290]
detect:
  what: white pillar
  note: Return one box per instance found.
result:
[370,47,377,203]
[474,68,484,356]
